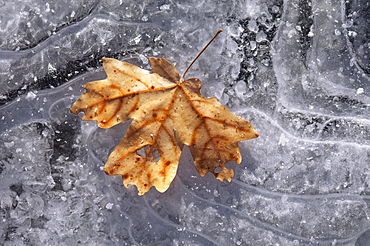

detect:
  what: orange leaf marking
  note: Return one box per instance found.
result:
[70,32,258,195]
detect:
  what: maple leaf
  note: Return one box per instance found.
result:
[70,30,258,195]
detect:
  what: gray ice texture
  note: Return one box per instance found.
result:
[0,0,369,245]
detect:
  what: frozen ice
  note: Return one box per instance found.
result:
[0,0,369,245]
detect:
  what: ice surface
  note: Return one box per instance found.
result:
[0,0,369,245]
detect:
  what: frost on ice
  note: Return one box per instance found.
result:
[0,0,369,245]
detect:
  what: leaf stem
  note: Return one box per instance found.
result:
[180,29,223,82]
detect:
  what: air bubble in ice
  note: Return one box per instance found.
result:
[348,31,357,37]
[131,35,141,45]
[26,91,37,100]
[250,41,257,50]
[256,31,267,43]
[248,20,258,33]
[356,88,364,95]
[235,81,247,98]
[160,4,171,10]
[4,141,14,148]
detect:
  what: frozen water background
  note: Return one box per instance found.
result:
[0,0,369,245]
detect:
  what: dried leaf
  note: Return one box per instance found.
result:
[71,55,258,195]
